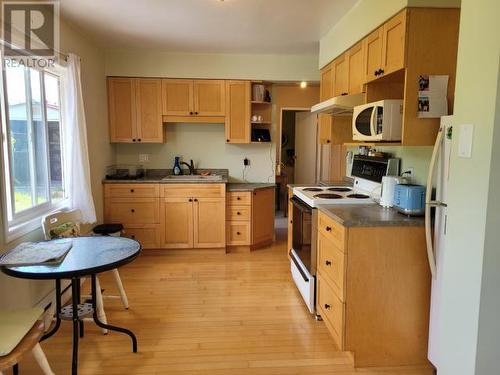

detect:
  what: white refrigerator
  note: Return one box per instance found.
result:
[425,115,453,371]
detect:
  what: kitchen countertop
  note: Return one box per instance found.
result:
[226,183,275,192]
[317,204,425,227]
[103,168,229,184]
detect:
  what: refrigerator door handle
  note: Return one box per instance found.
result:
[425,127,444,278]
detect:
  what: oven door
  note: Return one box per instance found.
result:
[290,196,316,314]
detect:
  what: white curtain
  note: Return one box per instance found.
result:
[62,53,96,223]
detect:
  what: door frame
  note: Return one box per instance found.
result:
[277,107,311,176]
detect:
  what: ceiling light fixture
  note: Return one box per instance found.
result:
[300,81,307,89]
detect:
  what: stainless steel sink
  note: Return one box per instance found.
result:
[161,174,223,181]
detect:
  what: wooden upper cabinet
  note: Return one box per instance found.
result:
[108,78,137,142]
[162,79,194,116]
[347,42,365,95]
[194,80,225,116]
[382,10,407,76]
[225,80,251,144]
[193,198,225,248]
[364,27,384,83]
[333,53,349,97]
[136,79,163,143]
[320,63,333,101]
[318,115,332,144]
[108,77,163,143]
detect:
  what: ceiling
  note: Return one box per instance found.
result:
[60,0,358,55]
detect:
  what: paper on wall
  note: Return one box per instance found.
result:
[417,75,449,118]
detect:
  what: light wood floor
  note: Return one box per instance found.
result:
[16,225,433,374]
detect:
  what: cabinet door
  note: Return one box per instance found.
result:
[108,78,137,142]
[136,79,163,143]
[333,53,349,97]
[194,80,226,116]
[123,226,160,249]
[161,79,194,116]
[318,115,332,145]
[382,10,407,76]
[193,198,225,248]
[320,63,333,101]
[364,27,384,83]
[225,80,251,144]
[160,198,193,249]
[251,188,274,246]
[347,42,365,95]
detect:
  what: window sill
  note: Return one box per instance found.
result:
[4,201,70,244]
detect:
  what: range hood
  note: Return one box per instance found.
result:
[311,93,365,115]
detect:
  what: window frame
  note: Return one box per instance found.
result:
[0,58,68,243]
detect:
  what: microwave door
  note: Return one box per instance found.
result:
[370,105,378,137]
[354,107,373,138]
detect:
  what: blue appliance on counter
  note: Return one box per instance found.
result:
[394,184,426,216]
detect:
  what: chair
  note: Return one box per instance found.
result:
[41,209,129,334]
[0,308,54,375]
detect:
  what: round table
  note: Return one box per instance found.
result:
[1,236,141,375]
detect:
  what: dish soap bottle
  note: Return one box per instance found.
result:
[173,156,182,175]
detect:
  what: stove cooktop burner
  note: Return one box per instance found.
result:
[314,193,343,199]
[347,194,370,199]
[302,187,324,192]
[327,187,352,192]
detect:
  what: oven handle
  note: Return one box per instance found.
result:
[291,196,312,214]
[289,250,309,283]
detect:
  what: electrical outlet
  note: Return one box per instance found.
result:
[139,154,149,162]
[244,158,250,166]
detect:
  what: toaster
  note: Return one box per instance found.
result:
[393,184,426,216]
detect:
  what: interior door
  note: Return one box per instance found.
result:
[160,198,193,249]
[193,198,225,248]
[294,112,318,184]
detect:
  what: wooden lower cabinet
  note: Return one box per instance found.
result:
[122,226,160,249]
[316,211,431,368]
[226,187,274,249]
[193,198,225,248]
[160,197,194,249]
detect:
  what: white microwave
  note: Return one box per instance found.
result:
[352,99,403,141]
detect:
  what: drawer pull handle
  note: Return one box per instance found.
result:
[131,235,135,239]
[326,226,332,232]
[130,189,134,193]
[131,209,135,213]
[324,304,331,310]
[237,197,241,200]
[325,260,332,266]
[237,212,241,215]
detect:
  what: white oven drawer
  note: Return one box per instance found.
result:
[290,249,315,314]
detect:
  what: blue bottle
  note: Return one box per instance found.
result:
[173,156,182,175]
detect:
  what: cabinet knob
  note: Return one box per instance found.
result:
[130,189,134,193]
[324,304,331,310]
[326,140,331,143]
[188,198,193,202]
[237,197,241,200]
[374,70,379,76]
[237,232,241,235]
[194,198,198,202]
[138,138,141,142]
[325,260,332,266]
[132,139,136,142]
[131,235,135,239]
[226,139,230,142]
[131,209,135,213]
[237,212,241,215]
[341,92,348,96]
[190,111,194,115]
[326,226,332,232]
[379,69,384,74]
[194,112,199,115]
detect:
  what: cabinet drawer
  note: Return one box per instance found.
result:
[226,192,251,206]
[122,226,160,249]
[104,184,159,198]
[226,221,251,245]
[226,206,251,221]
[318,212,346,252]
[317,273,345,350]
[161,184,225,198]
[318,232,346,301]
[105,198,159,225]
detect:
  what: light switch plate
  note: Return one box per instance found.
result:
[458,124,474,158]
[139,154,149,162]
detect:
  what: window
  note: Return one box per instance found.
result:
[1,61,66,238]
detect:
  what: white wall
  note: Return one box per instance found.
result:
[319,0,461,68]
[105,49,319,82]
[115,123,275,182]
[436,0,500,373]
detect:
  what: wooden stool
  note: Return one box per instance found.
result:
[0,320,54,375]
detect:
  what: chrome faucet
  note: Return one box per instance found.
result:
[180,159,195,175]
